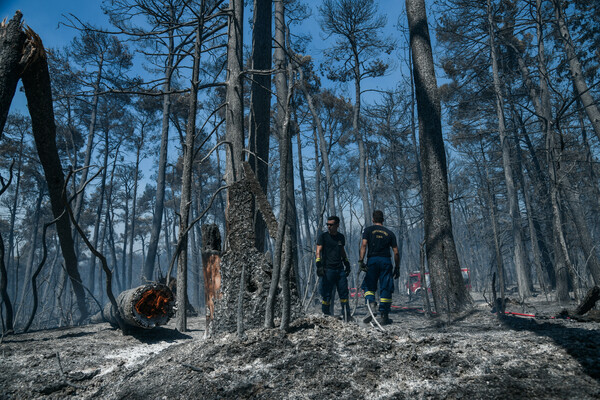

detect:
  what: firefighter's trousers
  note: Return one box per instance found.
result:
[320,267,349,315]
[362,256,394,313]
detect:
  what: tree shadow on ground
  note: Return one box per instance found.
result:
[501,315,600,381]
[127,326,193,344]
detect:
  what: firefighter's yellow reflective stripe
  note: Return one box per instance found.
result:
[321,300,330,305]
[316,257,321,262]
[365,291,375,297]
[340,299,348,303]
[380,298,392,303]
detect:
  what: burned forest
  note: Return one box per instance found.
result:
[1,0,600,398]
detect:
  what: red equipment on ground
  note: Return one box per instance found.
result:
[349,287,364,298]
[406,268,471,300]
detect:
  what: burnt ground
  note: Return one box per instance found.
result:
[1,293,599,400]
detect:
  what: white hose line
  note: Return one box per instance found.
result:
[367,301,385,331]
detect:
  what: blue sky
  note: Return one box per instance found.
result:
[2,0,109,112]
[2,0,413,113]
[1,0,108,48]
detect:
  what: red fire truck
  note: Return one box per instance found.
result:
[406,268,471,300]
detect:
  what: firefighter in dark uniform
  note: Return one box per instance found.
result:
[316,215,352,321]
[358,210,400,325]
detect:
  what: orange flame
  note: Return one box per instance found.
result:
[135,289,172,319]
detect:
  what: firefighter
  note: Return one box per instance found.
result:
[358,210,400,325]
[316,216,352,321]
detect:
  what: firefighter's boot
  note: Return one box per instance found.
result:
[322,301,331,316]
[379,311,392,326]
[341,301,352,322]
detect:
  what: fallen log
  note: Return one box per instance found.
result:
[575,286,600,316]
[93,283,175,329]
[556,286,600,322]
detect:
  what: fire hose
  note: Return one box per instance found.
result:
[390,306,566,320]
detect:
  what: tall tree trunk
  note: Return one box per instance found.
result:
[553,0,600,141]
[6,126,24,279]
[248,0,272,252]
[512,117,547,293]
[561,172,600,286]
[536,0,571,302]
[142,5,175,282]
[176,7,204,332]
[121,182,130,291]
[408,44,423,188]
[488,0,531,299]
[89,128,110,296]
[479,139,506,303]
[225,0,244,185]
[508,4,559,289]
[265,26,294,327]
[405,0,472,312]
[391,166,405,279]
[20,28,89,322]
[296,114,313,282]
[299,71,336,216]
[313,127,324,230]
[127,136,142,289]
[0,230,13,332]
[352,51,370,222]
[15,186,43,323]
[73,62,103,229]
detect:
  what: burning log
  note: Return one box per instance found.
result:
[96,283,175,330]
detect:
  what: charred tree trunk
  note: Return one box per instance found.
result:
[212,172,302,335]
[296,116,314,278]
[248,0,272,252]
[212,180,274,335]
[0,12,26,135]
[72,62,102,233]
[142,5,175,282]
[479,140,506,304]
[17,25,89,322]
[406,0,472,312]
[127,135,143,289]
[561,173,600,286]
[225,0,244,185]
[313,126,325,230]
[488,0,531,299]
[176,5,205,333]
[299,68,336,217]
[0,231,13,333]
[15,185,43,323]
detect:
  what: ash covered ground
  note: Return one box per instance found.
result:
[1,293,599,399]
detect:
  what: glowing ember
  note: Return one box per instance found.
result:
[134,289,173,319]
